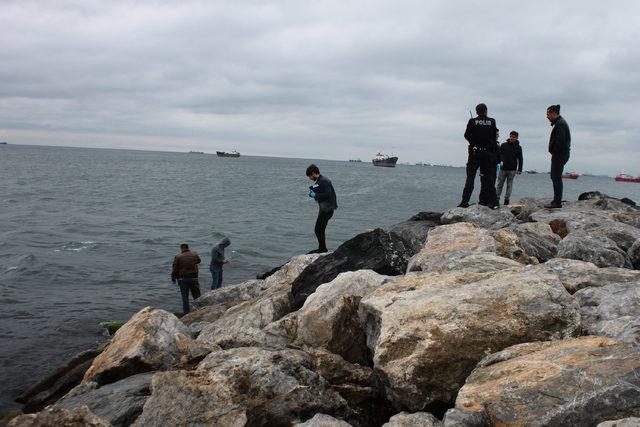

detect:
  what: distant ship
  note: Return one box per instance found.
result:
[372,152,398,168]
[615,173,640,183]
[562,171,580,179]
[189,150,204,154]
[348,158,362,163]
[216,150,240,158]
[0,141,7,145]
[525,169,538,174]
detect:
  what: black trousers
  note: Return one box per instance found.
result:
[550,154,569,204]
[314,209,334,252]
[178,277,201,314]
[461,150,498,207]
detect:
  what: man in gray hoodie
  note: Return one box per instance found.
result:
[210,237,230,290]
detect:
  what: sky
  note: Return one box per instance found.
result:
[1,0,639,175]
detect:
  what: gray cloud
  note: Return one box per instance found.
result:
[1,0,639,174]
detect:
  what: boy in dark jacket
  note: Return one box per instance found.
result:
[496,130,523,205]
[306,164,338,253]
[209,237,230,290]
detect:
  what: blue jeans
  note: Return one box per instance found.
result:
[210,267,223,290]
[177,278,201,314]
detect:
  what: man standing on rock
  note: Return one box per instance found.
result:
[496,130,523,205]
[171,243,201,314]
[458,103,499,209]
[306,164,338,253]
[545,104,571,208]
[210,237,230,290]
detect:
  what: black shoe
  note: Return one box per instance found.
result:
[318,248,329,253]
[307,249,320,254]
[504,199,510,206]
[544,202,562,209]
[457,202,470,208]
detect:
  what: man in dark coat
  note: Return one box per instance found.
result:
[210,237,230,290]
[458,103,499,208]
[306,164,338,253]
[171,243,201,314]
[496,130,524,205]
[545,104,571,208]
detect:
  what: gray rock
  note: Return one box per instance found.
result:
[8,406,111,427]
[383,411,442,426]
[387,212,441,253]
[456,336,640,426]
[265,270,390,364]
[296,414,353,426]
[359,267,579,410]
[511,222,561,262]
[557,230,632,268]
[598,418,640,427]
[494,228,538,265]
[440,205,516,231]
[192,279,265,309]
[630,239,640,269]
[54,373,153,427]
[443,408,489,427]
[407,223,497,272]
[588,222,640,252]
[133,347,351,426]
[543,258,640,293]
[574,281,640,343]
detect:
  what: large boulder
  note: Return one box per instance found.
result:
[598,418,640,427]
[291,228,420,310]
[265,270,390,364]
[557,230,633,268]
[588,222,640,252]
[358,267,580,410]
[574,281,640,343]
[16,344,106,413]
[630,239,640,269]
[407,223,496,272]
[54,373,152,427]
[295,414,352,426]
[440,205,516,230]
[382,412,442,426]
[179,304,228,326]
[494,228,538,265]
[387,212,441,253]
[8,406,111,427]
[192,279,265,309]
[543,258,640,293]
[511,222,561,262]
[83,307,213,385]
[456,336,640,426]
[133,347,351,427]
[530,202,623,233]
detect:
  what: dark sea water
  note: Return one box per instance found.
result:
[1,144,640,411]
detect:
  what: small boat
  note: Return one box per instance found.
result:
[525,169,538,174]
[217,150,240,158]
[615,173,640,183]
[562,171,580,179]
[372,152,398,168]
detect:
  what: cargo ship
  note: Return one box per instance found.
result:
[216,150,240,158]
[615,173,640,183]
[372,152,398,168]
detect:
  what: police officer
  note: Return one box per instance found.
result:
[458,103,499,208]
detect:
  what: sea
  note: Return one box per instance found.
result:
[1,144,640,412]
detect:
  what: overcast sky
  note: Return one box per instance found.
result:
[1,0,639,174]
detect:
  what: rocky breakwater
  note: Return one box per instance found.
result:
[9,192,640,427]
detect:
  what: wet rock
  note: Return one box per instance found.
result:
[557,230,633,268]
[443,408,489,427]
[629,239,640,269]
[295,414,352,426]
[83,307,213,385]
[54,373,152,427]
[598,418,640,427]
[383,411,442,426]
[543,258,640,294]
[359,268,579,410]
[291,228,419,310]
[407,223,496,272]
[456,336,640,426]
[266,270,390,364]
[133,347,351,427]
[16,343,107,413]
[440,205,516,230]
[574,281,640,343]
[8,406,111,427]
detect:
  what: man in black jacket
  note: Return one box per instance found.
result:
[545,105,571,208]
[458,103,499,208]
[306,164,338,253]
[496,130,523,205]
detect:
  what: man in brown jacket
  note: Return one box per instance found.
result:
[171,243,201,314]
